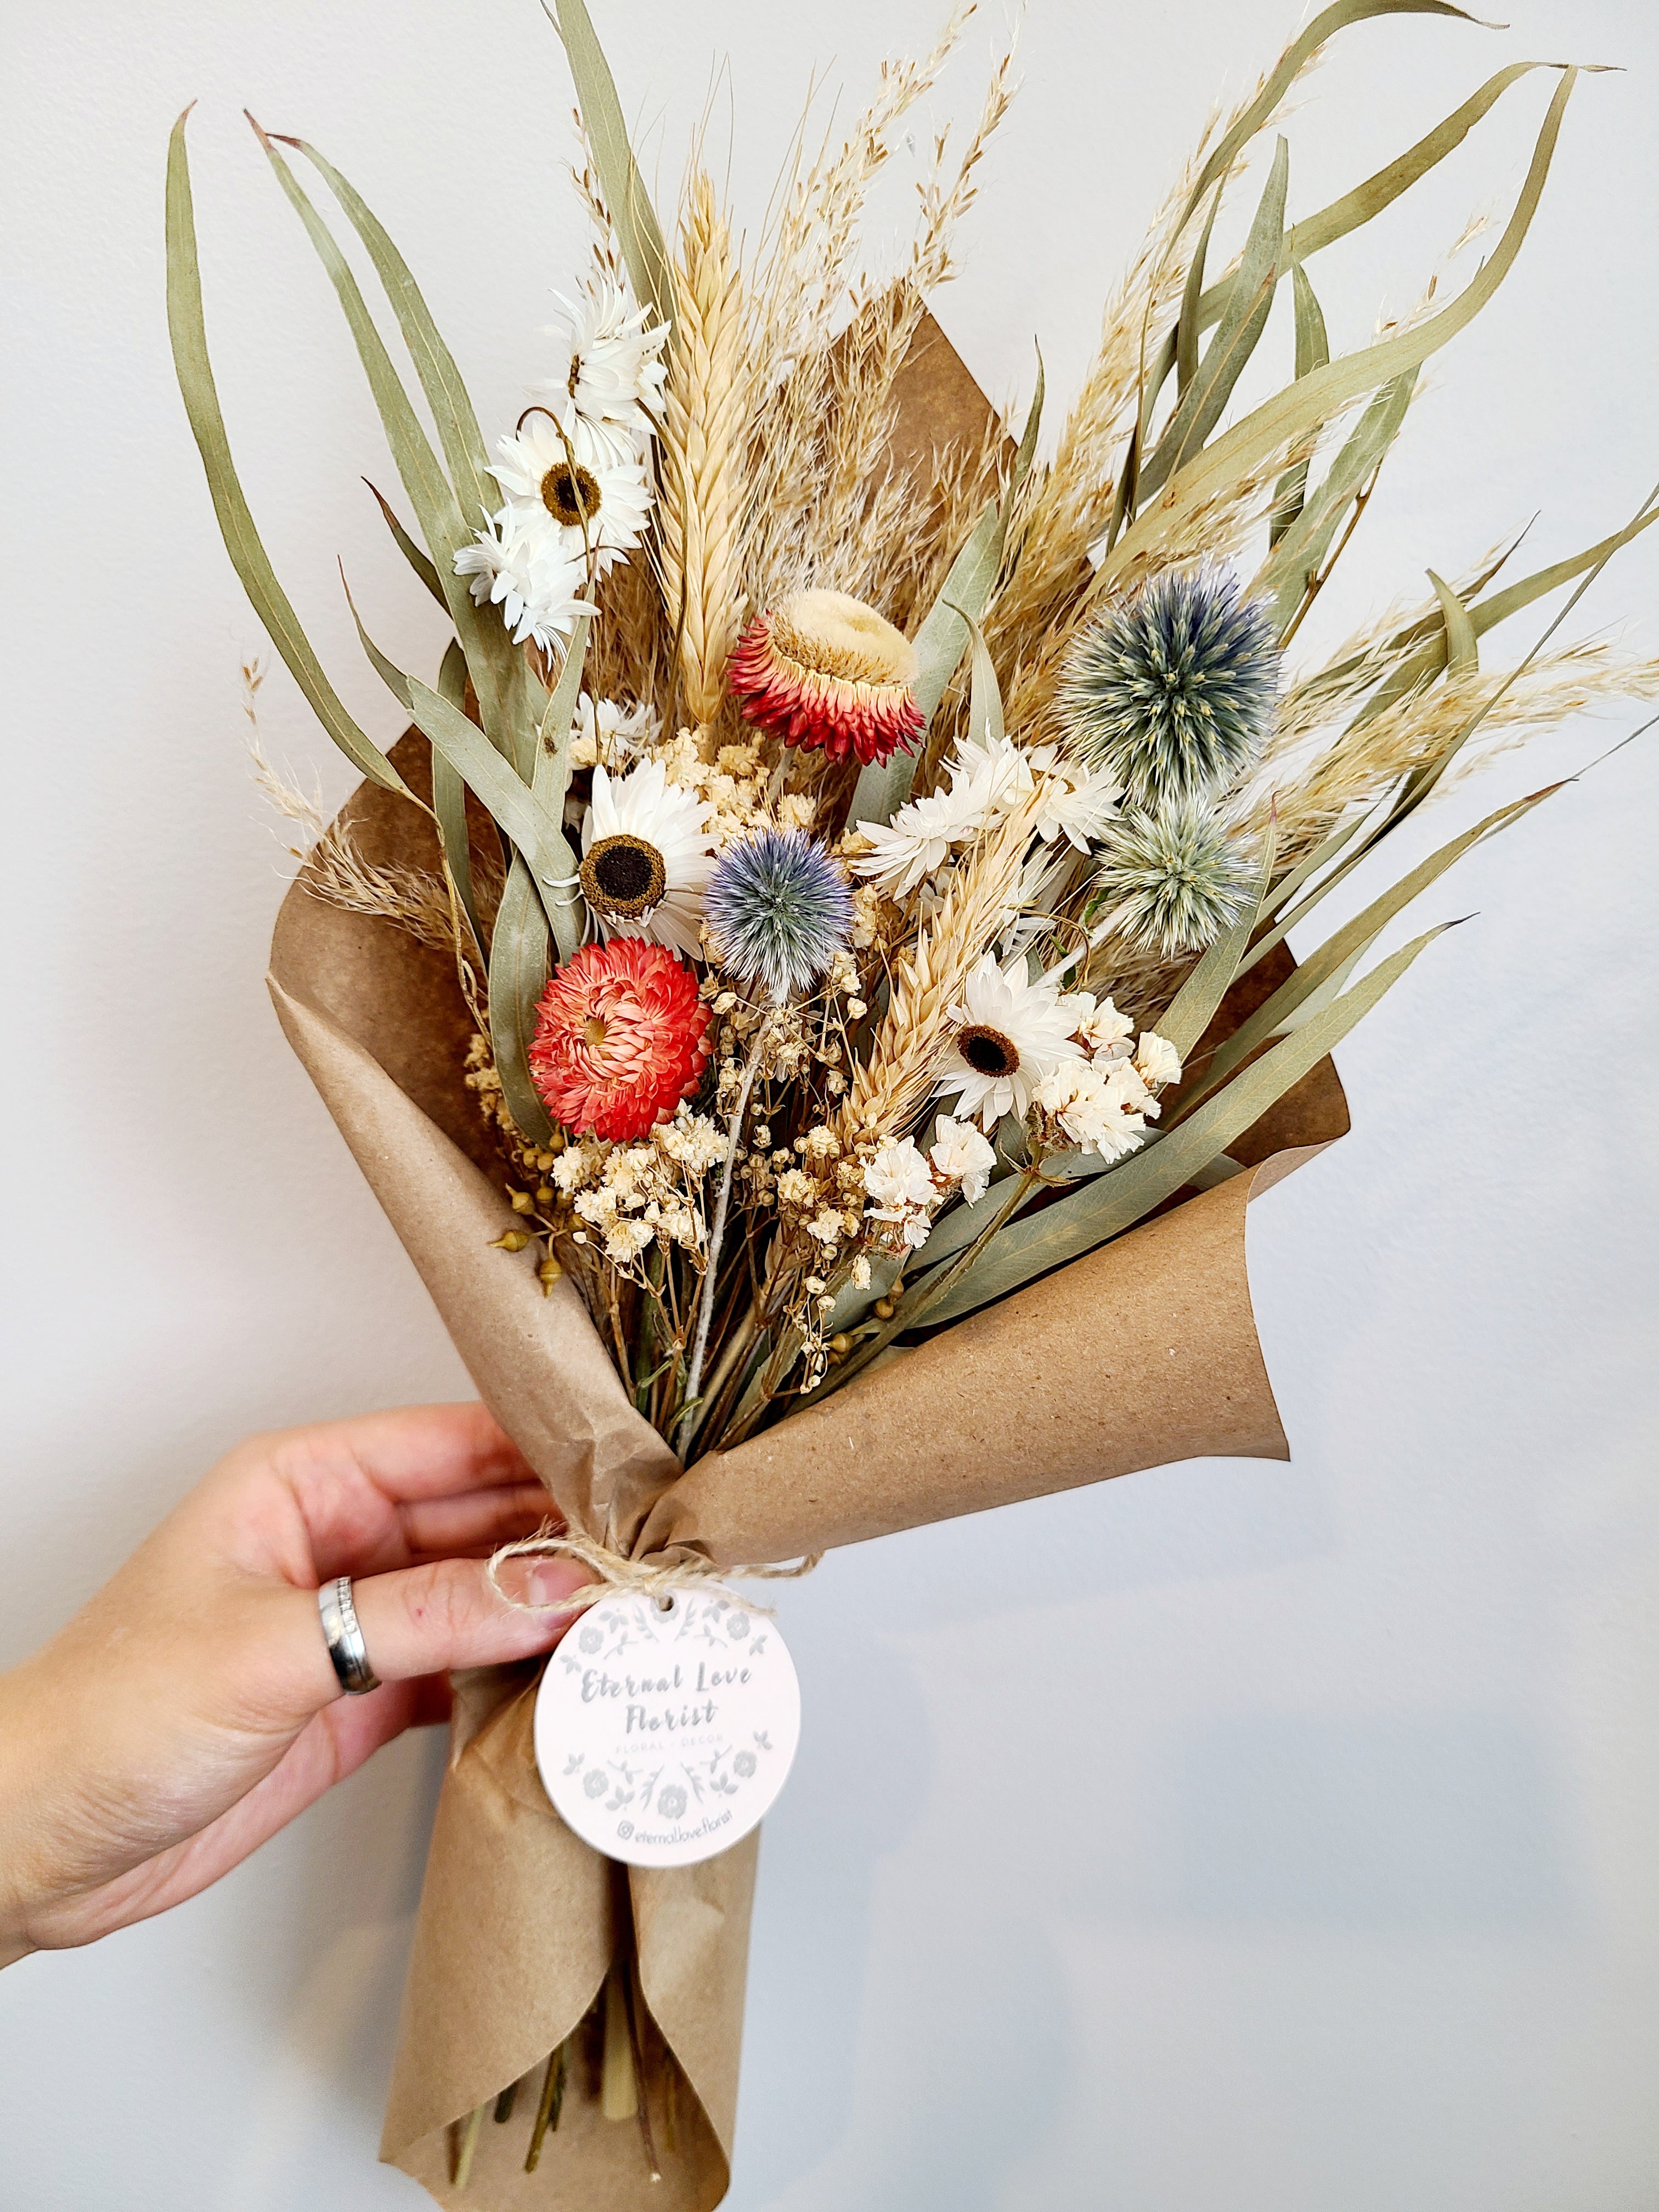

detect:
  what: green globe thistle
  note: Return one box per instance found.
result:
[1058,563,1279,810]
[1090,799,1256,958]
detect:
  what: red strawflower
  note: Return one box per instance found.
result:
[529,940,712,1142]
[729,588,924,766]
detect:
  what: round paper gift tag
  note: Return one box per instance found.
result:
[534,1588,801,1868]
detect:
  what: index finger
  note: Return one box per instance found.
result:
[274,1401,537,1506]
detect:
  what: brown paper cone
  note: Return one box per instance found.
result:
[264,311,1348,2210]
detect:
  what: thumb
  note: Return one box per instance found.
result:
[315,1553,591,1694]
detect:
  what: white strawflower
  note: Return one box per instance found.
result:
[1025,746,1121,850]
[864,1136,936,1213]
[1035,1057,1154,1161]
[489,413,652,580]
[1135,1031,1183,1089]
[580,758,716,960]
[534,277,668,452]
[453,509,590,653]
[1076,998,1135,1057]
[951,730,1035,817]
[853,785,974,899]
[929,1115,996,1204]
[571,694,659,770]
[936,954,1095,1131]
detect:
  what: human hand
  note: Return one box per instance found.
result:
[0,1402,586,1965]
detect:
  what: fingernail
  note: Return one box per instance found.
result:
[526,1561,588,1609]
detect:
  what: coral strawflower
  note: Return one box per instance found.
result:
[729,589,924,765]
[529,940,711,1142]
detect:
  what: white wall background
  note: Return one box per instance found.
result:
[2,1,1656,2204]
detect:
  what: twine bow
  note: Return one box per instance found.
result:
[487,1523,821,1617]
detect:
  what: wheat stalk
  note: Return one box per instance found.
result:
[838,792,1043,1150]
[659,171,744,734]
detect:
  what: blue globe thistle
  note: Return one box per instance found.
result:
[1090,799,1255,958]
[1059,563,1279,810]
[703,828,854,1002]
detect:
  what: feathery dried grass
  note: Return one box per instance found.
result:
[659,170,745,732]
[242,657,328,855]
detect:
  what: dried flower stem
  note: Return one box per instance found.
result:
[660,172,744,733]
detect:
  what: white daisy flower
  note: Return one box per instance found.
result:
[1135,1030,1183,1090]
[534,278,668,451]
[489,413,653,580]
[453,509,590,653]
[929,1115,997,1205]
[580,758,716,960]
[935,954,1096,1131]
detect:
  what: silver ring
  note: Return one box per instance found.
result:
[317,1576,381,1696]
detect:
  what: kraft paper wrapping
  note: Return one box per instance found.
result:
[262,312,1349,2208]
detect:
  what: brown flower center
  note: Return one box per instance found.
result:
[541,460,601,527]
[580,833,667,919]
[583,1015,608,1051]
[957,1024,1019,1079]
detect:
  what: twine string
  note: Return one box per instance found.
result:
[488,1523,821,1618]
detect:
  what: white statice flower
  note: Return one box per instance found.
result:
[936,955,1096,1131]
[1135,1030,1183,1090]
[453,510,590,654]
[602,1217,654,1265]
[551,1138,610,1195]
[1076,997,1135,1058]
[806,1206,847,1248]
[580,759,716,958]
[929,1115,996,1205]
[1034,1057,1155,1161]
[569,693,660,770]
[850,1253,873,1290]
[534,278,668,454]
[489,413,653,582]
[1024,745,1121,850]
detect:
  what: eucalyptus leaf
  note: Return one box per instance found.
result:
[247,120,535,777]
[1176,184,1224,400]
[1194,63,1559,357]
[529,613,592,962]
[1268,263,1330,548]
[546,0,674,329]
[1141,137,1289,505]
[364,479,448,610]
[1105,72,1581,586]
[1191,784,1555,1100]
[853,359,1045,827]
[1156,817,1277,1060]
[488,859,556,1146]
[1176,0,1485,238]
[434,639,484,958]
[1427,567,1479,675]
[917,926,1447,1327]
[406,675,578,916]
[165,111,410,799]
[281,135,498,534]
[1257,368,1417,624]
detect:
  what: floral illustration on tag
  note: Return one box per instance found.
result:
[534,1590,801,1868]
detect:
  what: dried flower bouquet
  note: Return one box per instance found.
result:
[168,2,1656,2203]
